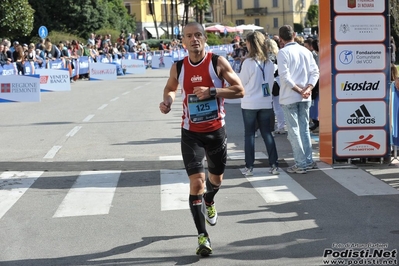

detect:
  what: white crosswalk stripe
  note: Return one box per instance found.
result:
[244,168,317,203]
[0,153,398,219]
[160,169,189,211]
[317,162,399,196]
[53,170,122,218]
[0,171,44,219]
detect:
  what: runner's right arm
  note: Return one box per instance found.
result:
[160,63,179,114]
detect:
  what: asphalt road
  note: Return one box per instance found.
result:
[0,69,398,266]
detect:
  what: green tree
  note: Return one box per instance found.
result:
[306,4,318,27]
[28,0,135,40]
[191,0,210,24]
[0,0,34,39]
[294,23,304,34]
[105,0,136,34]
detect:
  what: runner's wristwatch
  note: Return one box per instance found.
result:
[209,87,217,97]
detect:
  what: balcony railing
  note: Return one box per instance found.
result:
[244,7,268,16]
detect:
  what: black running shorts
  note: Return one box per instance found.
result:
[181,126,227,176]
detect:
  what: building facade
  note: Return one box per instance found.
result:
[123,0,317,39]
[124,0,225,39]
[224,0,319,35]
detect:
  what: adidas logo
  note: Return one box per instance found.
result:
[347,104,375,124]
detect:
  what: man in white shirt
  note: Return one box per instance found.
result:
[277,25,319,174]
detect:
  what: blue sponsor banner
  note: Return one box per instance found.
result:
[50,59,67,70]
[24,61,35,75]
[171,51,180,61]
[79,56,89,75]
[1,63,17,75]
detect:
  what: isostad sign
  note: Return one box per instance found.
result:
[330,0,390,159]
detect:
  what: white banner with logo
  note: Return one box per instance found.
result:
[35,69,71,92]
[89,63,117,81]
[151,56,174,69]
[0,75,40,103]
[122,59,146,74]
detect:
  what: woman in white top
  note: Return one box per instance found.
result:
[239,31,279,176]
[266,38,286,134]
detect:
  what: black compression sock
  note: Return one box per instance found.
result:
[189,194,207,236]
[204,178,220,204]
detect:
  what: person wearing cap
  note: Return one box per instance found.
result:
[10,41,19,52]
[277,25,319,174]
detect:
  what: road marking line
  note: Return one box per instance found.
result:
[83,114,95,122]
[87,158,125,161]
[228,151,268,160]
[318,162,399,196]
[98,104,108,110]
[110,97,119,102]
[66,126,82,137]
[122,91,130,95]
[134,86,142,90]
[53,170,121,217]
[43,146,62,159]
[245,168,316,203]
[159,151,272,161]
[0,171,44,219]
[160,169,189,211]
[159,155,183,161]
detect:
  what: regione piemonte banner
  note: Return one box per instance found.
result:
[0,75,40,103]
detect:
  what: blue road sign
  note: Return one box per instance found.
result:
[38,26,48,39]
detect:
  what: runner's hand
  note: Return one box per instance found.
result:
[159,101,171,114]
[193,86,210,100]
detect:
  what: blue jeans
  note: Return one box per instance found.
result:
[242,108,279,168]
[281,101,313,169]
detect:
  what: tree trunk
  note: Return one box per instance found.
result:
[149,0,160,38]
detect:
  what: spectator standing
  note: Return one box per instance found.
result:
[266,38,286,134]
[27,43,36,62]
[129,34,136,52]
[277,25,319,174]
[58,43,70,58]
[239,31,280,176]
[309,39,320,133]
[14,45,25,75]
[10,41,18,53]
[36,38,45,50]
[95,34,102,49]
[88,33,96,46]
[158,40,165,51]
[4,44,13,62]
[391,36,396,64]
[0,44,10,66]
[159,21,244,256]
[140,41,147,52]
[44,39,60,60]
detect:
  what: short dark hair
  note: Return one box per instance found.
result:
[182,22,205,37]
[279,25,295,42]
